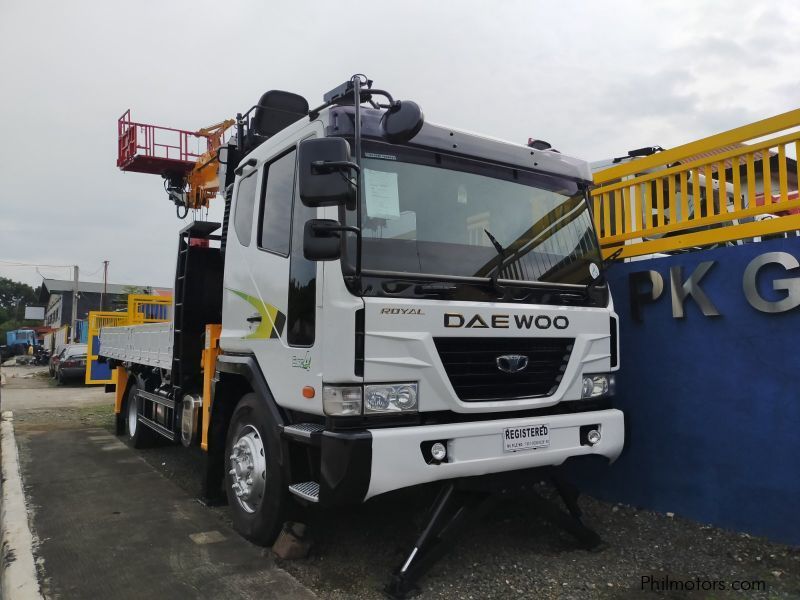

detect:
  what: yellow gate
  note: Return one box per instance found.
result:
[127,294,172,324]
[84,294,173,385]
[85,311,129,384]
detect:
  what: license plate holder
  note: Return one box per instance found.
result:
[503,424,550,453]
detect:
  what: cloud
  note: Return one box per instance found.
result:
[1,0,799,287]
[677,36,777,69]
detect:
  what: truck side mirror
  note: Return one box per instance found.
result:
[304,219,342,261]
[298,138,357,210]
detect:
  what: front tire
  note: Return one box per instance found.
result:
[224,393,289,546]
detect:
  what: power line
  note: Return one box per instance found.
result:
[2,260,106,278]
[81,265,104,277]
[0,259,74,268]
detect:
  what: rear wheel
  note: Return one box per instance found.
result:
[224,393,289,546]
[124,383,157,448]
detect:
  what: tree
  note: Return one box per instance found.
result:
[0,278,43,345]
[0,277,39,323]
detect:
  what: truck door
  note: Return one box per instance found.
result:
[221,140,322,413]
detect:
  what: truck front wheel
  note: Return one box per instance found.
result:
[224,392,288,546]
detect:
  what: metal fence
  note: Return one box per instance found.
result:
[591,108,800,258]
[85,312,130,384]
[84,294,173,384]
[54,325,70,354]
[126,294,172,324]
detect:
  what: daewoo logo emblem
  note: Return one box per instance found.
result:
[496,354,529,374]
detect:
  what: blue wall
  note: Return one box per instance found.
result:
[89,334,112,381]
[75,319,88,344]
[570,237,800,545]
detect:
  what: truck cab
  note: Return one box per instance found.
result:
[215,83,623,535]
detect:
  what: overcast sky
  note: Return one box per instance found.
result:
[1,0,798,289]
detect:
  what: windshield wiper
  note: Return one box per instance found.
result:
[483,229,507,295]
[379,278,457,296]
[588,247,625,293]
[415,282,458,295]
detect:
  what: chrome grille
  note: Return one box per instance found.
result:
[433,337,574,401]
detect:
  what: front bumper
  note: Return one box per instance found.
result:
[318,408,624,504]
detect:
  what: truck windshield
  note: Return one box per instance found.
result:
[353,142,602,285]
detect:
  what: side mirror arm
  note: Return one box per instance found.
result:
[309,221,363,285]
[310,222,361,236]
[311,160,361,175]
[234,158,257,176]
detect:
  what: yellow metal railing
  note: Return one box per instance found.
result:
[127,293,172,324]
[84,294,173,384]
[591,108,800,258]
[85,311,129,384]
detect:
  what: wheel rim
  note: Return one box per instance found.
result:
[229,424,267,514]
[127,395,138,436]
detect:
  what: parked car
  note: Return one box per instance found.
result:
[55,344,88,385]
[49,346,67,377]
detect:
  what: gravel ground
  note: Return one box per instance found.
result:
[12,402,800,599]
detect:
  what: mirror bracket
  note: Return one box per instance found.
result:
[304,219,362,288]
[310,222,361,236]
[311,160,360,175]
[234,158,257,176]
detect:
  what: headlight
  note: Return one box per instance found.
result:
[322,385,362,416]
[364,383,418,414]
[581,374,615,399]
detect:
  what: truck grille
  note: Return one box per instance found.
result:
[433,337,574,402]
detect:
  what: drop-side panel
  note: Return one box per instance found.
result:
[99,323,173,369]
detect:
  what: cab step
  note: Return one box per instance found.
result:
[282,423,324,445]
[288,481,320,503]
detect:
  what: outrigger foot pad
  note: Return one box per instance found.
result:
[384,468,604,599]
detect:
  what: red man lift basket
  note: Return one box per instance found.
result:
[117,109,211,176]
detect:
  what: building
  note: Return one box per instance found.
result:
[38,279,171,328]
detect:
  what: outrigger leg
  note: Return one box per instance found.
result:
[546,470,603,549]
[385,482,496,599]
[384,469,603,599]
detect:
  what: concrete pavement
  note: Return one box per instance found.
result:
[0,364,107,412]
[1,364,316,600]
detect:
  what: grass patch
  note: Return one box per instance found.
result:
[13,403,116,432]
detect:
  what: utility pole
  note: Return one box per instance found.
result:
[71,265,79,342]
[100,260,109,311]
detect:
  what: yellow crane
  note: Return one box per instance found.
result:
[186,118,236,211]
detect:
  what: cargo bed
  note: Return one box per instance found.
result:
[99,323,173,370]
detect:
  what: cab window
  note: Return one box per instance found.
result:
[234,170,258,246]
[258,150,296,255]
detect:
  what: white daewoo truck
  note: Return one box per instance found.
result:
[101,75,624,594]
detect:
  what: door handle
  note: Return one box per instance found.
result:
[246,315,262,323]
